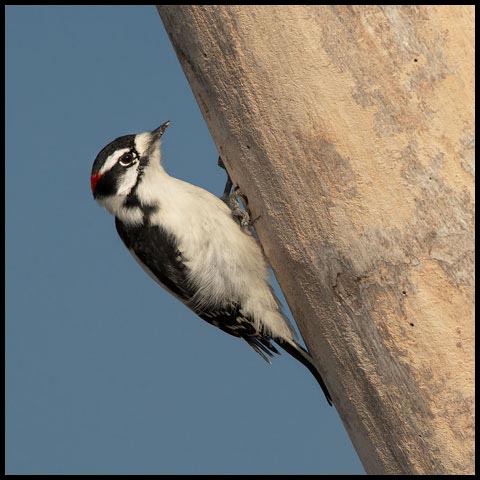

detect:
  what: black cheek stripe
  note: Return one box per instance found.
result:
[94,171,117,198]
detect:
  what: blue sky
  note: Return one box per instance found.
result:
[6,6,364,474]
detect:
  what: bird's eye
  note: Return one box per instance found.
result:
[119,152,135,167]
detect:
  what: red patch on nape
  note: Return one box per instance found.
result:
[90,173,101,192]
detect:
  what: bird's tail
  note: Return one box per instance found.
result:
[277,339,333,406]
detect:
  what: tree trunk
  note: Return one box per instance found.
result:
[156,5,475,475]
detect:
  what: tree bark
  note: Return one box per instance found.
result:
[156,5,474,475]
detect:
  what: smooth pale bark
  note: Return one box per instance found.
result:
[157,6,474,475]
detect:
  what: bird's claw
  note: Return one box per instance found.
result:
[218,156,260,231]
[228,186,261,231]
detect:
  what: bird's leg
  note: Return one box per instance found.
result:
[218,156,261,230]
[218,156,233,203]
[229,186,252,229]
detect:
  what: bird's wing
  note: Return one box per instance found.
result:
[115,218,194,302]
[198,306,280,363]
[115,218,281,362]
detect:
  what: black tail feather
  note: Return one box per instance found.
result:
[277,339,333,406]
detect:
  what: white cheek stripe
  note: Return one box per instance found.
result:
[116,165,140,195]
[135,132,152,157]
[99,148,129,175]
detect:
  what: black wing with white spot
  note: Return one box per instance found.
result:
[115,218,279,362]
[198,304,280,363]
[115,218,194,302]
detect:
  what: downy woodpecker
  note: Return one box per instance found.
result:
[91,122,332,406]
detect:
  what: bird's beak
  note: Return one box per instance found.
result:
[143,121,171,161]
[151,121,171,141]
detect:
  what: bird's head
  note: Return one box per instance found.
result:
[90,121,170,221]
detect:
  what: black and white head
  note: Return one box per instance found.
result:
[90,121,170,223]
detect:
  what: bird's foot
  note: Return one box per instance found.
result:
[218,156,234,204]
[218,156,261,230]
[229,187,251,229]
[229,186,262,230]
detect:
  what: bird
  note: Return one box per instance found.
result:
[90,121,332,406]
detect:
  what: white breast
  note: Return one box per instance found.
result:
[135,161,296,341]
